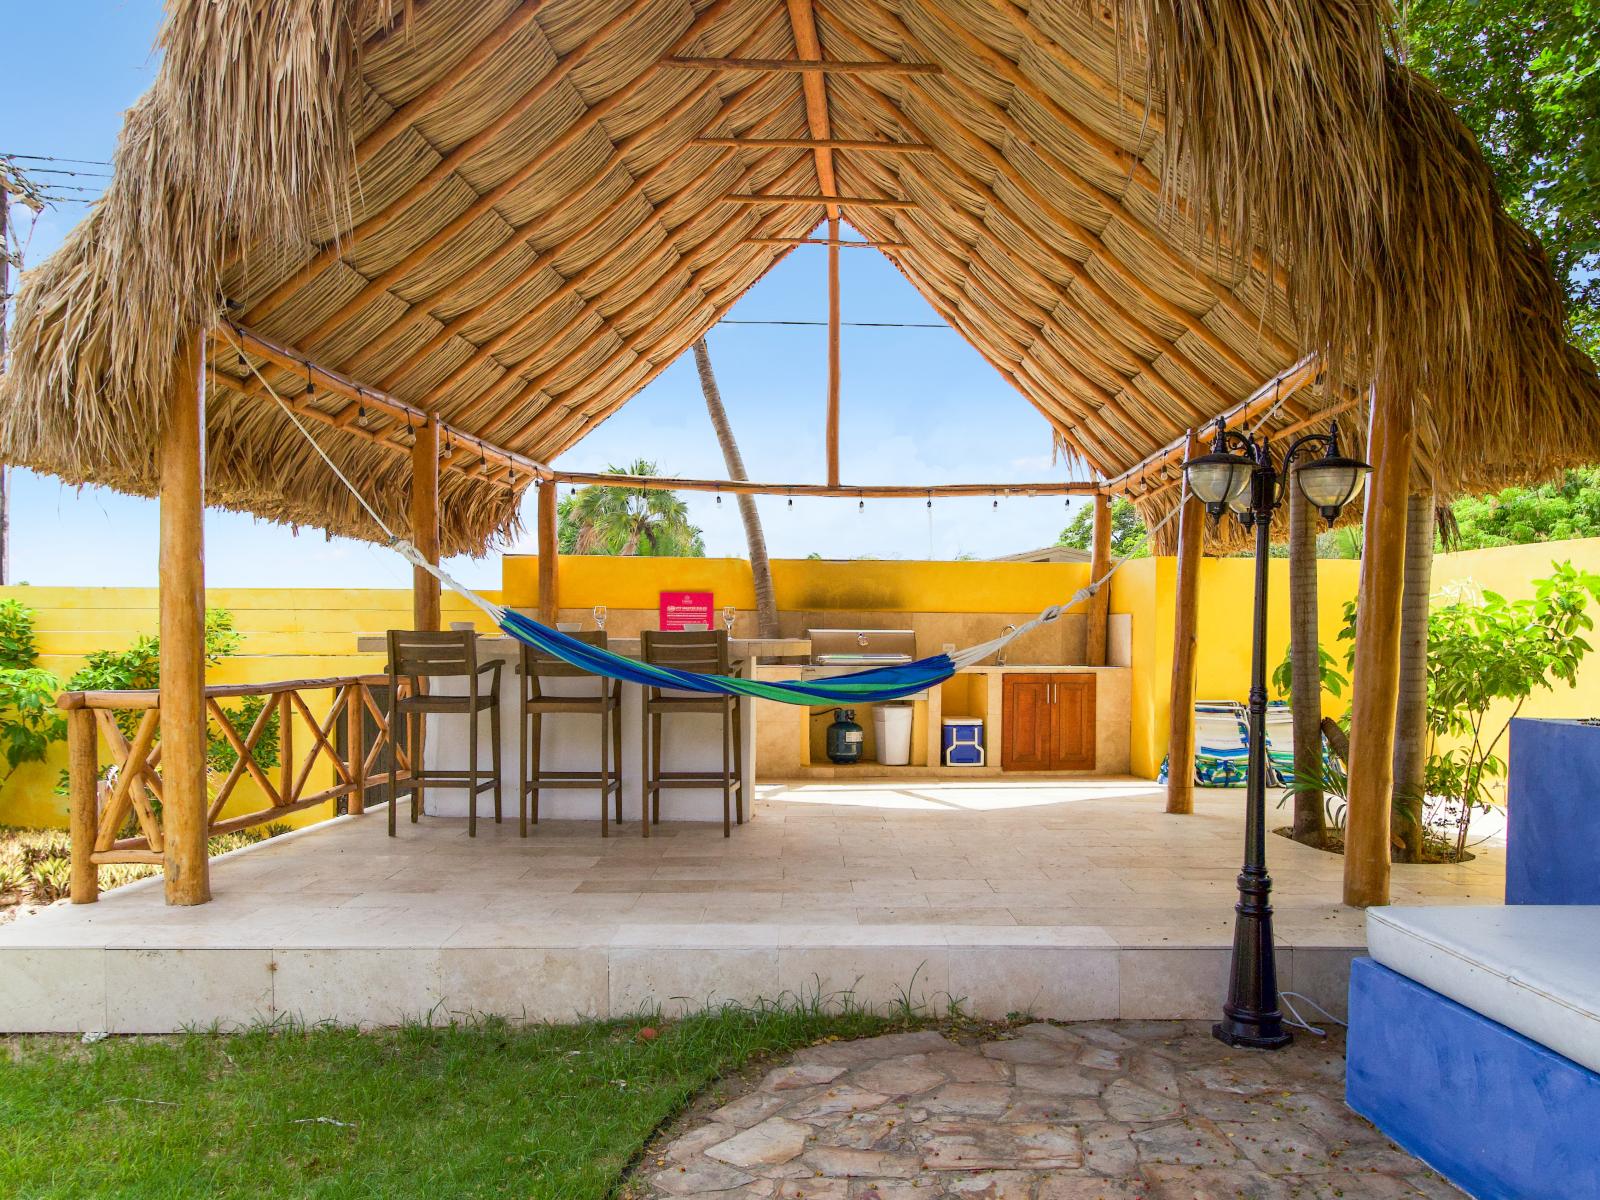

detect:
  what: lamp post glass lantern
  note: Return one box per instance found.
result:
[1183,417,1370,1050]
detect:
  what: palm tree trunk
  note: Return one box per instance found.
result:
[1287,484,1327,845]
[1392,491,1434,862]
[693,338,779,637]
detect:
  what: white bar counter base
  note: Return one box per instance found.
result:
[355,633,807,825]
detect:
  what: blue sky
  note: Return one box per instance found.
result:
[2,2,1091,589]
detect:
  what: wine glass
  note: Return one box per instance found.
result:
[592,605,608,632]
[722,605,737,635]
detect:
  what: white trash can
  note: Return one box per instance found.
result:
[872,703,915,766]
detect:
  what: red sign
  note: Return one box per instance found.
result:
[659,590,714,631]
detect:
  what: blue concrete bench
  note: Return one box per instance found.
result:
[1345,719,1600,1200]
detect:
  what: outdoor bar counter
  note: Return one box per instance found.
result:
[356,631,808,826]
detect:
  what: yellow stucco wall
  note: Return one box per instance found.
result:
[5,537,1600,829]
[502,555,1092,614]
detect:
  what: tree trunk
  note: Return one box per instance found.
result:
[1391,491,1433,862]
[693,337,779,637]
[1287,483,1326,845]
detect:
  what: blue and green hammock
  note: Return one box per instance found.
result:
[237,331,1126,706]
[405,541,1092,706]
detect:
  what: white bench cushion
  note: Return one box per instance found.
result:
[1367,905,1600,1074]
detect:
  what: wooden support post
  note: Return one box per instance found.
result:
[278,692,295,805]
[1343,385,1415,907]
[159,330,212,906]
[411,415,441,631]
[346,686,366,816]
[1166,433,1204,815]
[826,215,841,488]
[538,479,560,625]
[67,707,99,903]
[1086,493,1113,664]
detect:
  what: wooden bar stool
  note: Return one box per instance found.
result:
[385,629,502,838]
[639,629,744,838]
[518,632,624,836]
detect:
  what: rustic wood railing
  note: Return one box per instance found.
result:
[59,675,410,904]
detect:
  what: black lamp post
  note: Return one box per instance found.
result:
[1183,417,1370,1049]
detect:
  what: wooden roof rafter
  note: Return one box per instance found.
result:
[445,151,818,435]
[351,15,798,394]
[833,0,1301,366]
[212,322,549,487]
[829,97,1212,432]
[823,5,1297,391]
[245,0,743,356]
[415,142,803,410]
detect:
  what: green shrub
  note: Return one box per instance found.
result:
[0,601,66,789]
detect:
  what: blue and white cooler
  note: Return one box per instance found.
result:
[942,718,985,767]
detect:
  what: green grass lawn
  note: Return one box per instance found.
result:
[0,1005,915,1199]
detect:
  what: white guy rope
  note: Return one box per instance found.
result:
[231,322,1181,662]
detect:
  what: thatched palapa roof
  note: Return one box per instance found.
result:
[1,0,1596,556]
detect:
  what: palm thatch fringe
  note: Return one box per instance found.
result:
[0,0,1593,557]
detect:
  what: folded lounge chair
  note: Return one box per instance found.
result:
[1159,701,1250,787]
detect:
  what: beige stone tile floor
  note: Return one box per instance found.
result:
[0,782,1505,1032]
[626,1022,1466,1199]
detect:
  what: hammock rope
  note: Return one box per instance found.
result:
[228,328,1175,706]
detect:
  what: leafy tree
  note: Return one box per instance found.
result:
[1315,526,1363,559]
[1057,498,1149,558]
[62,608,275,786]
[1404,0,1600,355]
[1444,467,1600,549]
[557,460,706,557]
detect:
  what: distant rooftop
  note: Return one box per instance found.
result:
[991,545,1092,564]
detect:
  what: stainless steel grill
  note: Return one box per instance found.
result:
[807,628,916,667]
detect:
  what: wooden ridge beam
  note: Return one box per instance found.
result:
[662,56,939,73]
[548,471,1097,498]
[722,193,912,208]
[217,322,548,483]
[693,137,929,151]
[785,0,838,222]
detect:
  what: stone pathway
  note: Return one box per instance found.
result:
[631,1022,1463,1199]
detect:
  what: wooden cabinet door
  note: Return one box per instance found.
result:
[1002,676,1055,771]
[1051,674,1097,770]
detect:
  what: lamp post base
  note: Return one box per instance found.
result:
[1213,1018,1293,1050]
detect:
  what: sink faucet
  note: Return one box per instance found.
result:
[996,625,1017,667]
